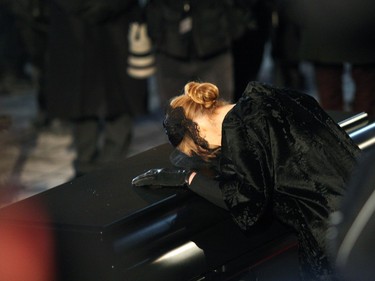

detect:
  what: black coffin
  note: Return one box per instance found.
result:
[1,112,372,281]
[0,144,299,281]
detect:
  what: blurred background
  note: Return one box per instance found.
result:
[1,0,372,207]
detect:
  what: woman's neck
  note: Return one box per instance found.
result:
[194,104,235,147]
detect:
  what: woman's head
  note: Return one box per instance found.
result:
[163,81,228,160]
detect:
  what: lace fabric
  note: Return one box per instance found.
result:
[163,106,208,148]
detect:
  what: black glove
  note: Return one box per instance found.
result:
[132,168,191,187]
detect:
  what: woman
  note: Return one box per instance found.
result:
[132,81,361,280]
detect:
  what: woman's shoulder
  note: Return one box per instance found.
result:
[240,81,318,109]
[243,81,270,94]
[243,81,309,97]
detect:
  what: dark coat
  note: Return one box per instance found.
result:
[145,0,251,60]
[44,0,148,119]
[286,0,375,64]
[219,82,361,280]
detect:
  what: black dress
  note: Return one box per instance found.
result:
[187,81,361,280]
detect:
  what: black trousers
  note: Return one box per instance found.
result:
[72,114,132,176]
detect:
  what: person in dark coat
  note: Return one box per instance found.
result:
[132,81,361,280]
[44,0,148,176]
[0,0,30,93]
[232,0,273,101]
[6,0,51,126]
[270,0,305,91]
[145,0,253,107]
[288,0,375,119]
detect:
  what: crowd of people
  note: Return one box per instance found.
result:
[0,1,373,174]
[1,0,374,178]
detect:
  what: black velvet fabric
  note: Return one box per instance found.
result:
[218,81,361,280]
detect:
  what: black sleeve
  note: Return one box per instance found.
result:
[188,174,228,210]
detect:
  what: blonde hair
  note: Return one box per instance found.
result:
[168,81,228,159]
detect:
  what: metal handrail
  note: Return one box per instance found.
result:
[349,122,375,151]
[339,112,369,133]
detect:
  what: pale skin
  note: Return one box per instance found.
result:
[187,104,235,184]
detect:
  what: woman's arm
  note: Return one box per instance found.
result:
[188,172,228,210]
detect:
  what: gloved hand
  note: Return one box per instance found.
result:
[132,168,192,187]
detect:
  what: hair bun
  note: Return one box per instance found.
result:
[184,82,219,109]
